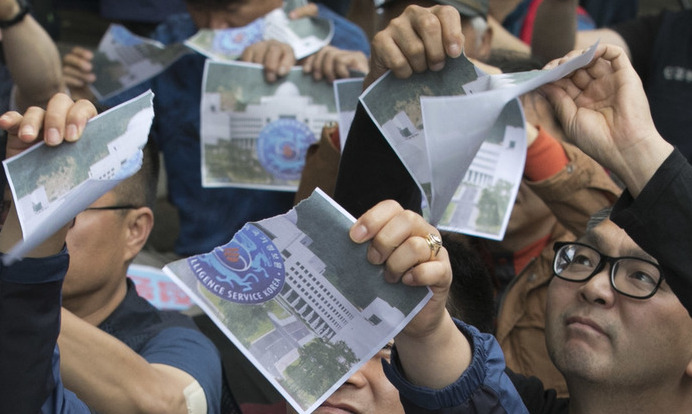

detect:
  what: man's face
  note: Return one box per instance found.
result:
[287,344,404,414]
[62,191,130,306]
[545,219,692,389]
[187,0,283,29]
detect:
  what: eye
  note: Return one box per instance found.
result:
[572,254,594,267]
[626,270,658,287]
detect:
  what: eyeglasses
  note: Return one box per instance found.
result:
[552,242,664,299]
[70,205,140,228]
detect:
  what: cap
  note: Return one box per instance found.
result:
[434,0,488,18]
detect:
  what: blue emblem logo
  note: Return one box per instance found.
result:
[188,223,285,304]
[212,18,264,58]
[257,118,316,181]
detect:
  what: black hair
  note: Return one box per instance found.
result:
[112,137,160,209]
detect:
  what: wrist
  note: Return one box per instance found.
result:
[618,135,674,197]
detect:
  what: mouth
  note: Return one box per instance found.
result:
[565,316,607,337]
[315,403,357,414]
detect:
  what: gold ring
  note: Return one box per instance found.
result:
[425,233,443,260]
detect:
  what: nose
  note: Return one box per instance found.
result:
[578,267,615,306]
[344,358,378,389]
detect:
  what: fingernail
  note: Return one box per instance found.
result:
[20,124,34,137]
[402,272,414,285]
[278,66,289,76]
[350,224,367,242]
[66,124,78,141]
[46,128,61,145]
[367,245,382,265]
[430,61,445,71]
[448,43,461,57]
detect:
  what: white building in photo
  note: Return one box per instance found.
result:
[261,214,405,360]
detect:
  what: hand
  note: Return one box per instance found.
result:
[350,200,470,388]
[540,44,673,195]
[366,4,464,88]
[350,200,451,340]
[0,93,97,256]
[0,93,97,158]
[288,2,319,19]
[301,46,368,83]
[62,46,98,102]
[240,40,296,83]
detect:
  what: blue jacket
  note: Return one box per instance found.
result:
[383,320,530,413]
[103,6,370,256]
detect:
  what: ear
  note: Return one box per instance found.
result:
[477,25,493,62]
[122,207,154,263]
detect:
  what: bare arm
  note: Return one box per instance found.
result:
[58,309,203,414]
[0,0,65,111]
[530,0,630,61]
[541,44,672,197]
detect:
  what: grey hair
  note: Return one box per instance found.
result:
[586,207,613,232]
[468,15,488,49]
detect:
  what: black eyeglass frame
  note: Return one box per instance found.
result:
[552,241,665,300]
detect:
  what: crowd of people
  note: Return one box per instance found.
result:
[0,0,690,413]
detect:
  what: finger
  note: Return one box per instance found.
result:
[350,200,404,244]
[383,234,434,283]
[370,31,413,80]
[334,57,352,80]
[302,53,315,74]
[390,8,434,74]
[15,106,45,143]
[289,3,319,19]
[64,99,98,142]
[42,93,79,146]
[0,111,23,134]
[368,209,432,267]
[314,49,332,82]
[62,66,96,87]
[433,5,464,59]
[400,251,451,289]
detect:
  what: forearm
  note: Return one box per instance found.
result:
[58,309,194,414]
[531,0,578,62]
[2,14,65,111]
[394,311,471,389]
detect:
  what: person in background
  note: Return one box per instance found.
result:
[61,0,370,260]
[0,94,236,414]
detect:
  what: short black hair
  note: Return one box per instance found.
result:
[185,0,241,8]
[112,138,159,209]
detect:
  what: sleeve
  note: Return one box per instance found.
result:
[525,138,621,237]
[610,13,663,81]
[140,327,224,414]
[381,320,529,414]
[317,4,371,56]
[333,103,422,218]
[610,148,692,314]
[0,250,89,414]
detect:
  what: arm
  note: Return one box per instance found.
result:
[350,201,526,412]
[58,310,214,414]
[0,0,65,111]
[0,93,96,413]
[540,45,692,310]
[529,0,630,62]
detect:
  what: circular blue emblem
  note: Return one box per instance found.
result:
[213,18,264,58]
[187,223,285,304]
[257,118,316,181]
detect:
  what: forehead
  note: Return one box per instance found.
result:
[578,219,658,263]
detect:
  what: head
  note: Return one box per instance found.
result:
[545,211,692,397]
[377,0,493,61]
[61,139,159,319]
[286,343,403,414]
[185,0,283,29]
